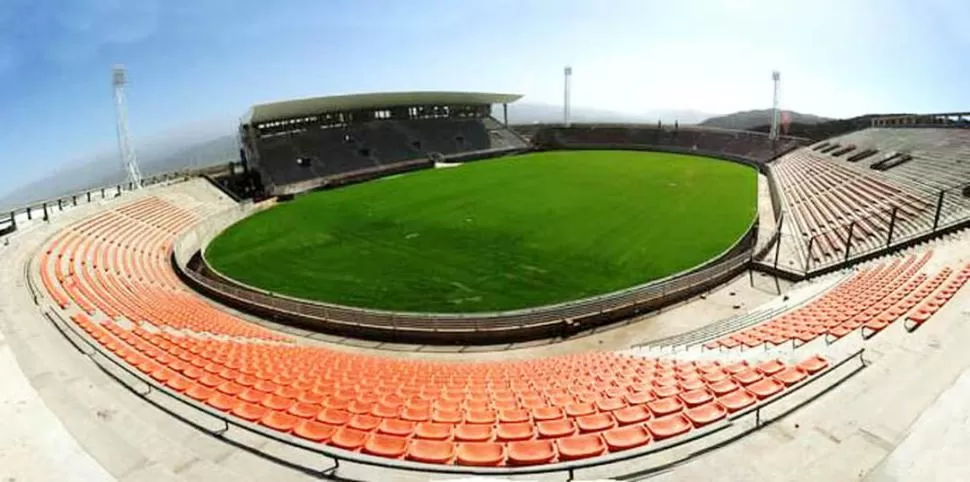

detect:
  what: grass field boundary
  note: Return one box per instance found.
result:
[174,195,760,344]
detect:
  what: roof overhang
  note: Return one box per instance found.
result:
[242,91,522,125]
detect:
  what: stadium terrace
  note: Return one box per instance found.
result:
[1,88,970,482]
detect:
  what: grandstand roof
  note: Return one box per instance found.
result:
[242,91,523,125]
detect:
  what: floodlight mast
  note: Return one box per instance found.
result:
[113,65,143,189]
[769,70,781,141]
[563,66,573,127]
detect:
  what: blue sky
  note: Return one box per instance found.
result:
[1,0,969,197]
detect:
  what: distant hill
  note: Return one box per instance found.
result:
[506,102,715,125]
[700,109,832,130]
[0,135,238,211]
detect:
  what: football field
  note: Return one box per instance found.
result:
[206,150,757,312]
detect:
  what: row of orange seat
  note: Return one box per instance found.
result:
[41,195,837,466]
[70,313,830,466]
[40,197,285,341]
[708,252,967,349]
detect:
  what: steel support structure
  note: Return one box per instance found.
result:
[113,66,144,189]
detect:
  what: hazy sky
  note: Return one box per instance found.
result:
[1,0,969,197]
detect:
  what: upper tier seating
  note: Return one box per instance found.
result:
[40,195,845,468]
[256,118,526,193]
[818,128,970,192]
[772,149,938,263]
[534,126,805,164]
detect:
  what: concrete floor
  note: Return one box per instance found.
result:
[2,179,970,482]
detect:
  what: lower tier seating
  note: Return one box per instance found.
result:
[38,195,842,468]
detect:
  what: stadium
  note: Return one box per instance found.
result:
[2,82,970,482]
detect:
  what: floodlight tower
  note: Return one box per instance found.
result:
[768,70,781,141]
[112,65,143,189]
[563,66,573,127]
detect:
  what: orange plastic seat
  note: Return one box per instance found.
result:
[406,439,456,464]
[414,422,454,440]
[774,367,808,386]
[685,402,727,427]
[603,424,651,451]
[198,373,227,388]
[330,427,369,450]
[595,396,627,412]
[465,409,496,425]
[708,378,740,396]
[348,414,381,432]
[718,389,757,412]
[747,378,785,399]
[733,368,764,386]
[556,433,607,460]
[184,384,216,402]
[498,408,530,423]
[531,406,564,421]
[165,375,193,392]
[647,396,684,416]
[261,394,295,411]
[216,381,244,396]
[378,418,416,437]
[495,422,535,441]
[238,387,270,404]
[507,439,556,465]
[652,385,681,398]
[371,402,402,419]
[401,406,431,422]
[576,412,616,433]
[206,393,241,412]
[625,390,656,405]
[679,388,714,407]
[260,410,300,432]
[455,442,506,466]
[363,434,408,458]
[756,359,787,376]
[797,355,829,374]
[432,409,464,424]
[232,402,268,422]
[646,413,693,440]
[613,404,651,425]
[347,400,375,415]
[537,418,577,439]
[317,408,351,426]
[564,402,596,418]
[454,423,494,442]
[287,402,322,419]
[293,420,336,442]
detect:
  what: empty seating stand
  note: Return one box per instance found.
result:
[707,252,966,349]
[39,195,839,468]
[255,117,526,195]
[532,126,805,164]
[772,148,935,264]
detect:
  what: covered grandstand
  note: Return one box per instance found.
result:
[239,91,528,196]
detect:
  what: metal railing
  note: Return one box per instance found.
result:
[798,180,970,276]
[0,171,192,238]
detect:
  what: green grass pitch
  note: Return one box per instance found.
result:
[206,150,757,313]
